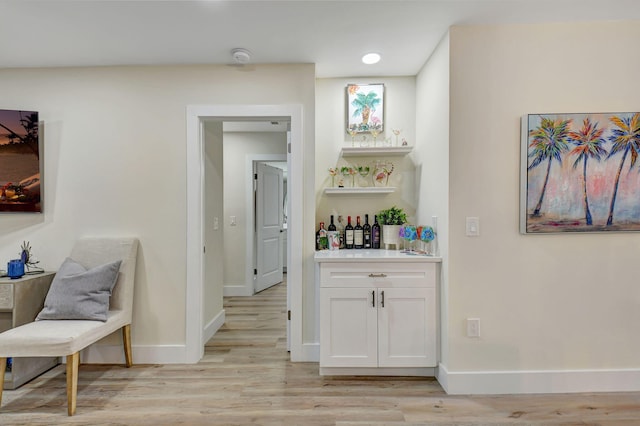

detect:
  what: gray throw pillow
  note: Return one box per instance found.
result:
[36,257,122,322]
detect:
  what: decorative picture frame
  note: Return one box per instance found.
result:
[0,109,42,213]
[520,112,640,233]
[346,83,384,134]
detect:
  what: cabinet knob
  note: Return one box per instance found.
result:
[368,273,387,278]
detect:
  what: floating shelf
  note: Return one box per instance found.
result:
[341,146,413,157]
[324,187,395,195]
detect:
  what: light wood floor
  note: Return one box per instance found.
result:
[2,279,640,424]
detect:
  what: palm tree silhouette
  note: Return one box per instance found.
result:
[0,111,39,159]
[567,118,607,225]
[605,113,640,226]
[528,117,572,217]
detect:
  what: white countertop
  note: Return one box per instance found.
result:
[314,249,442,263]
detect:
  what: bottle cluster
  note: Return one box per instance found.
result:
[316,214,381,250]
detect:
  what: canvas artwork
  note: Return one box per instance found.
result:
[521,112,640,233]
[346,83,384,134]
[0,109,41,213]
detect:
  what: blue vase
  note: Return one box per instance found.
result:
[7,259,24,279]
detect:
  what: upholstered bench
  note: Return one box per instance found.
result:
[0,237,139,416]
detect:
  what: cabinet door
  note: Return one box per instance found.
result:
[320,288,378,367]
[377,287,436,367]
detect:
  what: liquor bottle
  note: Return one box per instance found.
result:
[372,215,381,249]
[316,222,328,250]
[363,214,372,249]
[337,215,345,249]
[328,215,337,231]
[354,216,364,249]
[345,216,354,249]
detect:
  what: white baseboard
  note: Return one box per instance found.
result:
[223,284,253,297]
[203,309,225,343]
[301,342,319,362]
[438,363,640,394]
[81,344,187,364]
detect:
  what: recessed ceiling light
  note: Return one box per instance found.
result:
[362,53,381,65]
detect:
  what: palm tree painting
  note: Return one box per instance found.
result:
[522,112,640,233]
[605,113,640,226]
[346,84,384,133]
[527,117,571,217]
[566,118,607,225]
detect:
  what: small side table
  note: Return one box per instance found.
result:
[0,272,59,390]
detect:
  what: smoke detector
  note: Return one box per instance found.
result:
[231,48,251,64]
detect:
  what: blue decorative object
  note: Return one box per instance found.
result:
[7,259,24,279]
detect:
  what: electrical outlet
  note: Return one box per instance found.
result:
[213,217,219,230]
[230,216,237,226]
[467,318,480,338]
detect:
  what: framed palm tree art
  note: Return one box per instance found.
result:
[346,83,384,134]
[521,112,640,233]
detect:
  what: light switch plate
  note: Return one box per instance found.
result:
[466,217,480,236]
[467,318,480,337]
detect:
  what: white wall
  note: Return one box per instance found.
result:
[415,33,450,365]
[445,21,640,393]
[315,77,418,226]
[0,64,315,362]
[222,131,286,295]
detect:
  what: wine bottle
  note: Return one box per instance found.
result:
[372,215,381,249]
[345,216,354,249]
[337,215,345,249]
[363,214,371,249]
[354,216,364,249]
[316,222,328,250]
[328,215,336,231]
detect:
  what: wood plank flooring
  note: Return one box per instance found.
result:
[2,279,640,424]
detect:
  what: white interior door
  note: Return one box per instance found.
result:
[255,162,284,293]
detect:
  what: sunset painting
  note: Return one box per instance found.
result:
[0,109,41,213]
[521,112,640,233]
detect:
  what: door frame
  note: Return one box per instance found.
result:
[247,155,287,296]
[186,104,303,363]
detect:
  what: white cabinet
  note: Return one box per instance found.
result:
[320,287,378,367]
[320,286,434,368]
[316,253,439,376]
[378,287,435,367]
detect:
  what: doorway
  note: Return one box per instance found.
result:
[221,123,288,297]
[185,104,303,364]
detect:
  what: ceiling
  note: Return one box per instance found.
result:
[1,0,639,78]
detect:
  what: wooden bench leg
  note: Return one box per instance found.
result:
[0,357,5,408]
[66,352,79,416]
[122,324,133,368]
